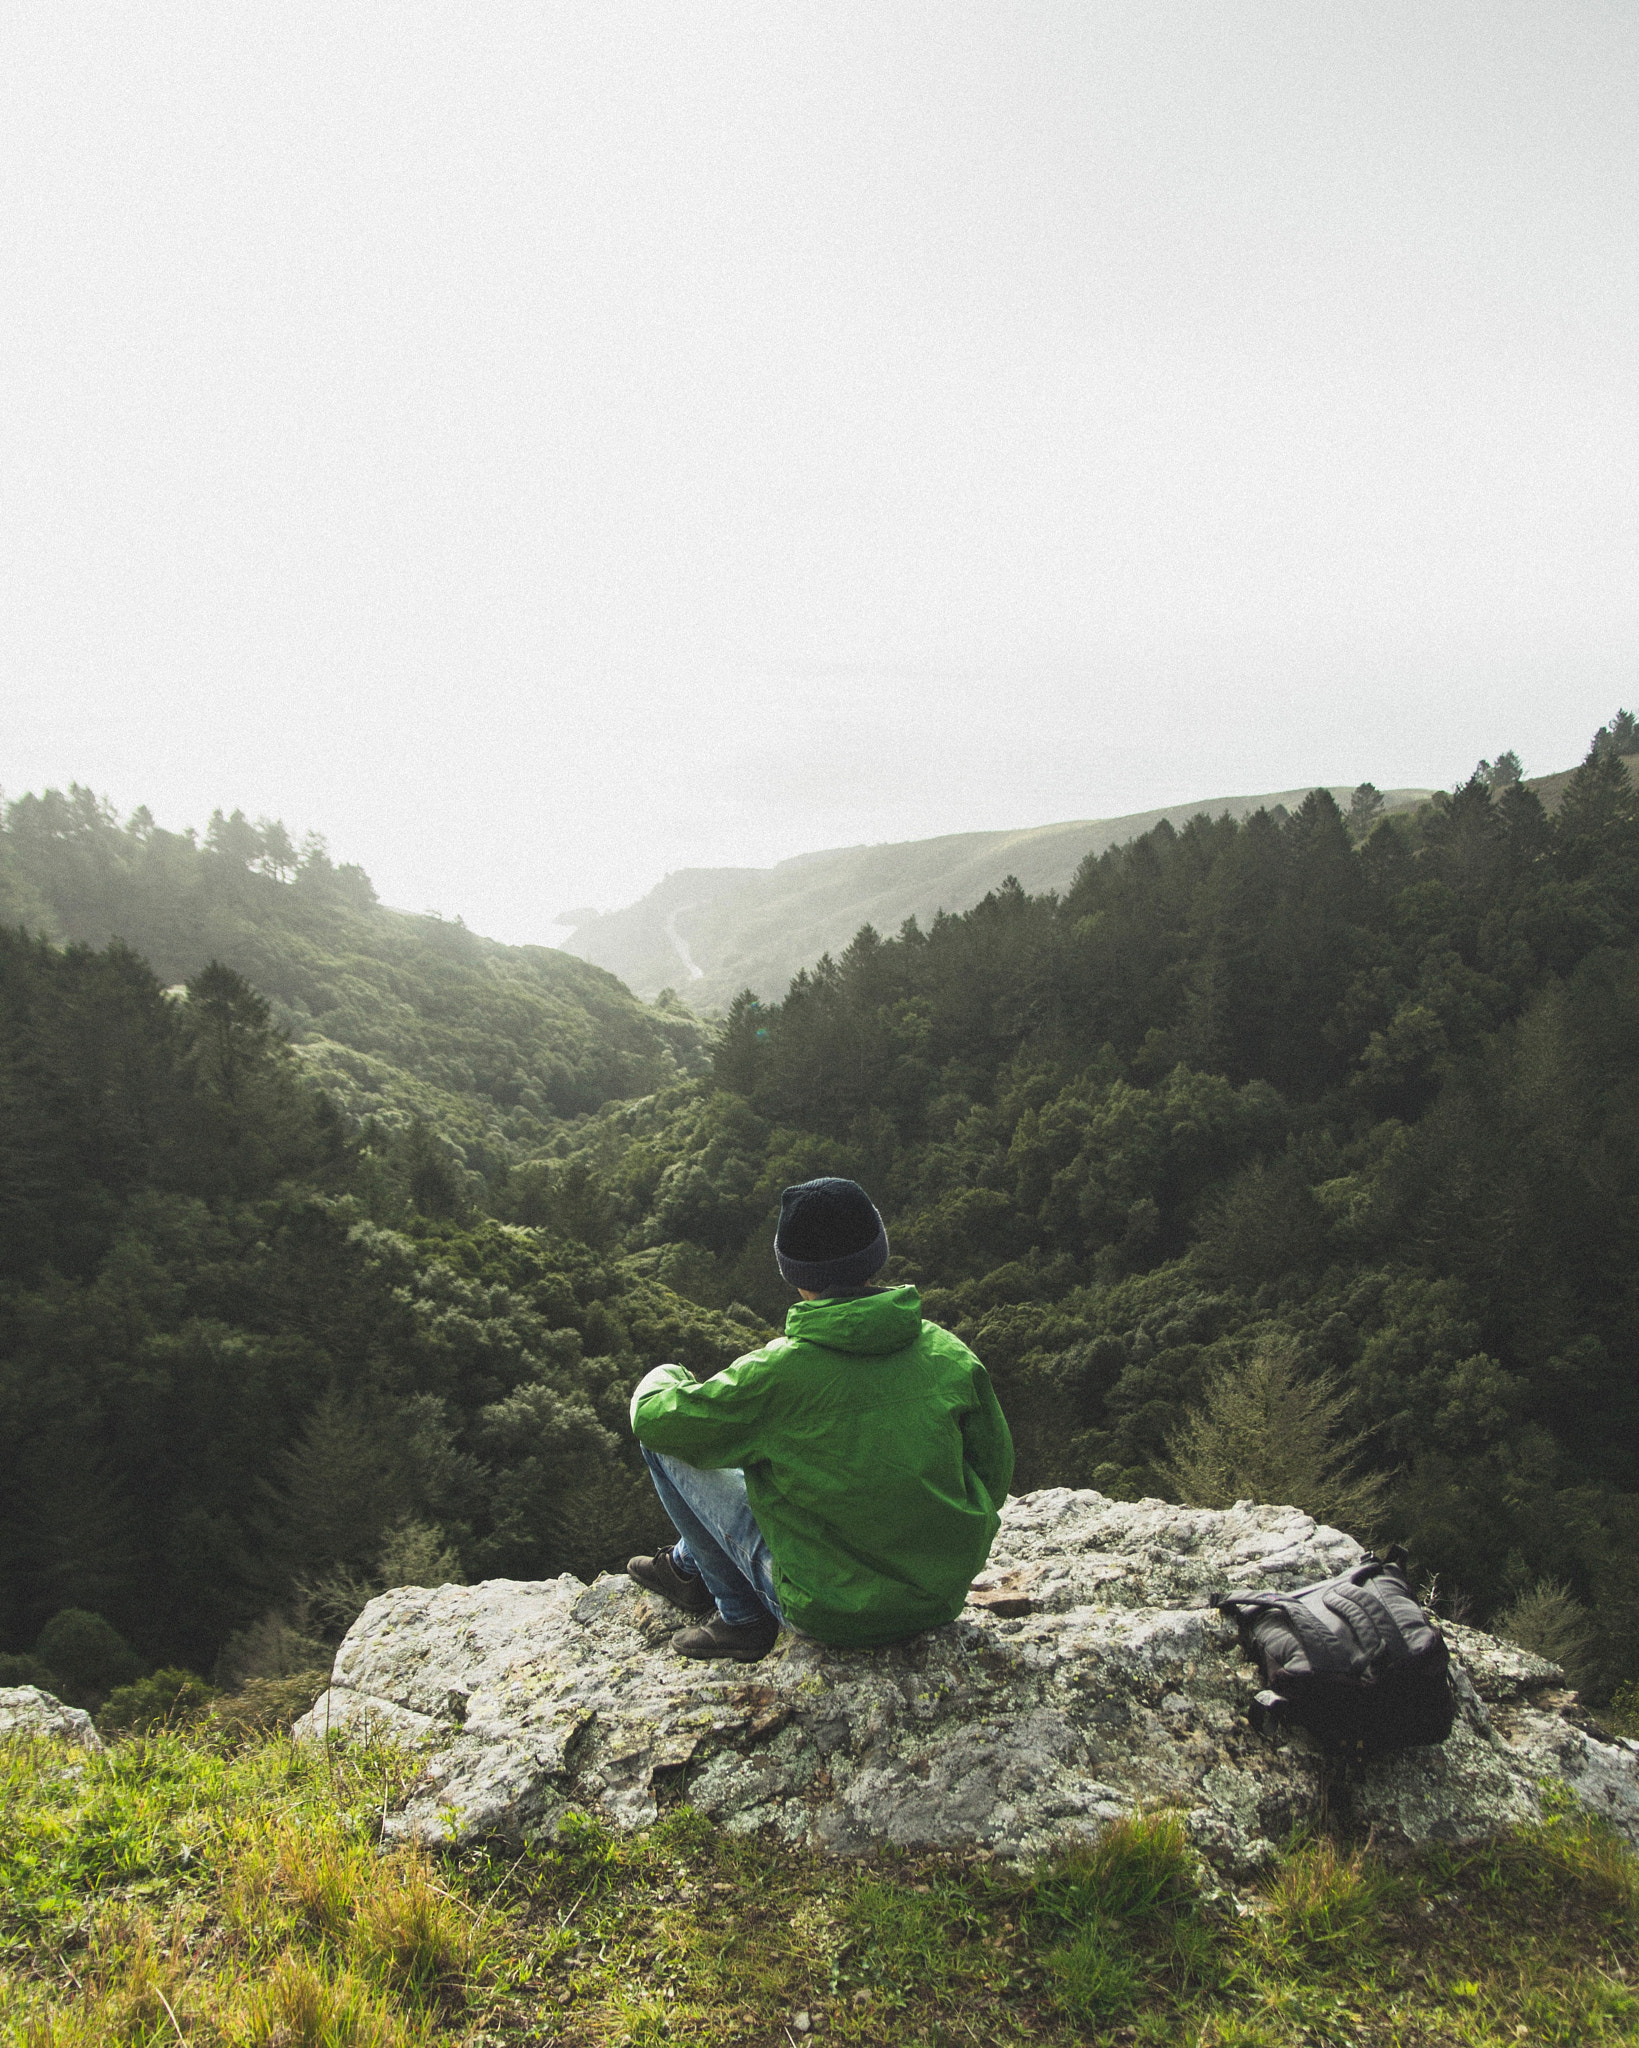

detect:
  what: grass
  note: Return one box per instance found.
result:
[1,1724,1636,2047]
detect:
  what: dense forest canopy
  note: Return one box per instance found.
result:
[536,734,1639,1692]
[3,727,1638,1708]
[0,931,758,1695]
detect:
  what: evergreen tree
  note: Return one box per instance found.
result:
[1493,1580,1595,1693]
[1591,708,1639,758]
[272,1389,413,1583]
[1158,1340,1388,1536]
[206,808,262,869]
[712,989,766,1097]
[1477,750,1523,790]
[255,817,297,880]
[1347,782,1385,839]
[402,1118,463,1217]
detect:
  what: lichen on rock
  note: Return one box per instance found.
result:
[294,1488,1639,1870]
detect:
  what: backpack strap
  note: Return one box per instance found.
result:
[1216,1589,1284,1640]
[1321,1587,1407,1666]
[1285,1592,1373,1677]
[1216,1590,1283,1669]
[1350,1556,1437,1652]
[1219,1585,1373,1678]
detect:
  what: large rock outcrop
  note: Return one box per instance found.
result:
[0,1685,103,1750]
[296,1489,1639,1870]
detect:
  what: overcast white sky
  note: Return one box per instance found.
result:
[3,3,1635,940]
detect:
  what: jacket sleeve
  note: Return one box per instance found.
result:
[629,1350,777,1468]
[961,1363,1015,1506]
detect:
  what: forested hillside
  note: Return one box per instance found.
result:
[3,726,1638,1710]
[0,933,759,1694]
[0,788,707,1171]
[549,731,1639,1693]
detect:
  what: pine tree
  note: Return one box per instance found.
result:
[1477,751,1523,790]
[713,989,766,1097]
[1158,1338,1388,1536]
[403,1118,462,1217]
[183,960,277,1105]
[273,1388,411,1581]
[1492,1579,1594,1692]
[1346,782,1385,840]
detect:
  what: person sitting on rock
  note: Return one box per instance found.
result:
[627,1176,1014,1663]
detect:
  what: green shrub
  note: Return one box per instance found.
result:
[213,1609,333,1691]
[1493,1579,1596,1694]
[96,1668,217,1739]
[31,1609,143,1709]
[1607,1680,1639,1738]
[1158,1338,1387,1536]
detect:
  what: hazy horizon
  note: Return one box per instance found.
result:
[4,4,1635,944]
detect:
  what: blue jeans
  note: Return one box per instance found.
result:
[641,1448,784,1628]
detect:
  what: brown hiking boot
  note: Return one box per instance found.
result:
[670,1611,781,1663]
[627,1547,714,1615]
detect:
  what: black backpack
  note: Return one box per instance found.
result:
[1217,1549,1456,1758]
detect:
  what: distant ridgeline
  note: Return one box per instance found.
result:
[560,779,1442,1009]
[0,789,708,1175]
[4,727,1639,1710]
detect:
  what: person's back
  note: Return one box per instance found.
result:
[628,1177,1014,1660]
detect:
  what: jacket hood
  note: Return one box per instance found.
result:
[784,1284,923,1356]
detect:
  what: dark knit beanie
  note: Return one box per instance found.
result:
[774,1177,889,1293]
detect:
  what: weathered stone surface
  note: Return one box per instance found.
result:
[0,1685,104,1751]
[295,1489,1639,1869]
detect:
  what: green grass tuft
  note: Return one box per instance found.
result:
[1252,1834,1390,1959]
[1034,1810,1198,1926]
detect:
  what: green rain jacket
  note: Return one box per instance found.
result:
[628,1285,1014,1648]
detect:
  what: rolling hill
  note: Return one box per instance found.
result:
[0,786,708,1168]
